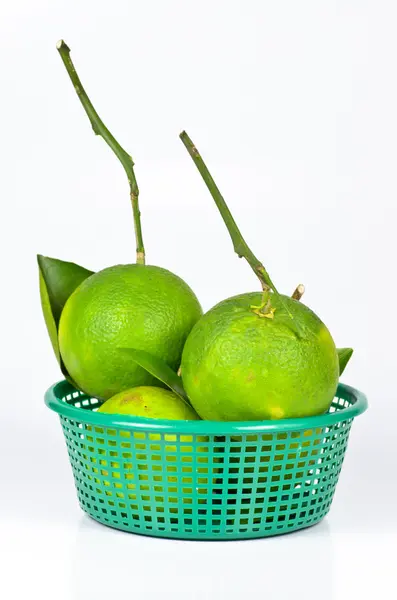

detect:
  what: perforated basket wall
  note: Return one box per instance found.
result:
[45,381,367,540]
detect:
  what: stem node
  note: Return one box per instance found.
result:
[292,284,305,301]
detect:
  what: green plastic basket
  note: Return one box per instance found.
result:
[45,380,367,540]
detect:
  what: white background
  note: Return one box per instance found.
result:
[1,1,396,598]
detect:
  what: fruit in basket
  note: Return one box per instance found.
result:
[92,387,204,514]
[38,42,202,399]
[98,386,200,420]
[58,265,201,399]
[179,132,346,421]
[181,292,338,421]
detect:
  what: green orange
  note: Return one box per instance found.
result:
[98,386,200,420]
[59,264,202,400]
[181,292,339,421]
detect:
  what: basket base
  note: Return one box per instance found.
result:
[79,503,330,541]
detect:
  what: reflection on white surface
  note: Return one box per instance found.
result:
[71,516,334,600]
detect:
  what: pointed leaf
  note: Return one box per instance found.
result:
[39,269,61,364]
[118,348,190,404]
[37,255,94,325]
[337,348,354,376]
[38,254,94,375]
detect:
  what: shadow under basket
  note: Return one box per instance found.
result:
[45,381,367,540]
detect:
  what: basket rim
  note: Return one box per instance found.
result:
[45,380,368,434]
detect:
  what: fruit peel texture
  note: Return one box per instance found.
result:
[59,264,202,399]
[181,292,339,421]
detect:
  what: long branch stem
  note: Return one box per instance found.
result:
[180,131,295,320]
[56,40,145,264]
[180,131,273,292]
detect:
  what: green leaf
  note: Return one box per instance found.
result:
[37,255,93,324]
[337,348,354,376]
[38,254,93,374]
[39,269,61,364]
[118,348,190,404]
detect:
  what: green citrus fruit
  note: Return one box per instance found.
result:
[90,388,208,515]
[59,264,202,399]
[98,386,200,420]
[181,292,339,421]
